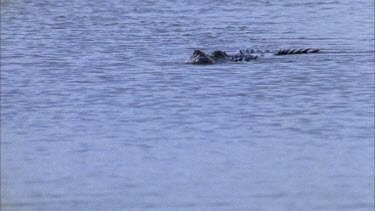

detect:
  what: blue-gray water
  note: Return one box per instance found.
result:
[1,0,374,210]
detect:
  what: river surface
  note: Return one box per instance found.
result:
[1,0,374,210]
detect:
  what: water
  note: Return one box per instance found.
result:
[1,0,374,210]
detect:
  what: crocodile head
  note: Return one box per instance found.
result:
[190,50,215,64]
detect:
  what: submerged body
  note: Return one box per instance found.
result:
[188,48,320,64]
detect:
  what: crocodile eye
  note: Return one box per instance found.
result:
[193,50,205,56]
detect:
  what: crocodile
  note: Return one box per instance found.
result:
[187,48,320,64]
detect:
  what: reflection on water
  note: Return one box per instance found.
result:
[1,0,374,210]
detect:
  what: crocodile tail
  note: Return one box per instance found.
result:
[301,48,310,53]
[275,48,320,55]
[309,48,320,53]
[295,49,304,54]
[275,49,288,55]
